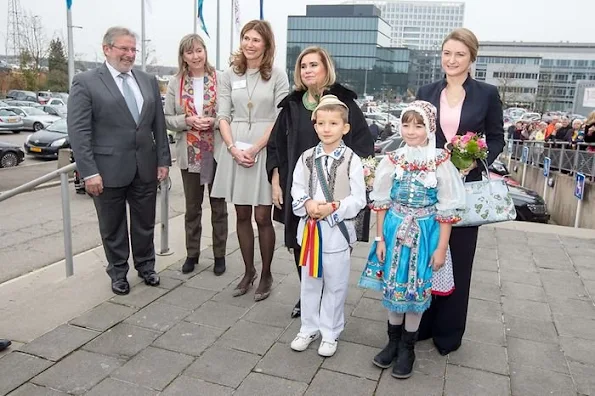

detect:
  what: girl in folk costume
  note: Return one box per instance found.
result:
[358,100,466,379]
[164,33,228,276]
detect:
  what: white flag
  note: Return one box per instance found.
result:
[234,0,241,33]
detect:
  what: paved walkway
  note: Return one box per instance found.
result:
[1,223,595,395]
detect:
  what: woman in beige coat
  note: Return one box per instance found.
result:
[164,34,228,275]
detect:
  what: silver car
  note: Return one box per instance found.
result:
[3,106,61,131]
[0,108,24,133]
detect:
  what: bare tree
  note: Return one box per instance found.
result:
[494,65,525,106]
[20,12,48,71]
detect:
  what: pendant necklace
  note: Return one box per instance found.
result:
[246,72,260,129]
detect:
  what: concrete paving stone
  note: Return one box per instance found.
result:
[467,298,503,323]
[376,369,444,396]
[549,298,595,319]
[270,258,298,276]
[111,346,193,391]
[498,249,532,261]
[448,340,508,375]
[559,237,595,249]
[340,316,388,349]
[504,315,559,344]
[7,383,69,396]
[159,268,201,282]
[463,316,506,346]
[320,341,381,381]
[471,270,500,285]
[234,373,308,396]
[184,269,240,291]
[413,342,448,378]
[345,287,365,306]
[156,286,216,310]
[507,336,569,374]
[153,321,225,356]
[31,350,121,395]
[526,236,562,248]
[553,314,595,341]
[534,256,574,271]
[256,342,323,383]
[243,301,296,329]
[543,282,590,301]
[350,256,367,272]
[473,259,499,272]
[85,378,158,396]
[469,281,501,303]
[184,345,260,388]
[155,275,184,290]
[70,302,137,332]
[161,376,234,396]
[501,281,547,302]
[568,361,595,396]
[559,336,595,366]
[278,319,302,344]
[363,289,383,301]
[474,247,498,261]
[348,269,365,287]
[82,323,162,359]
[20,324,100,361]
[509,363,576,396]
[305,369,377,396]
[571,255,595,269]
[498,258,536,273]
[0,352,53,396]
[110,285,168,309]
[502,297,552,321]
[266,281,301,306]
[444,364,510,396]
[210,281,261,308]
[351,244,371,260]
[215,320,283,355]
[583,280,595,296]
[575,266,595,281]
[124,302,190,332]
[351,297,387,322]
[185,300,249,329]
[499,268,542,286]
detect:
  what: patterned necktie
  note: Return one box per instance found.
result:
[119,73,140,124]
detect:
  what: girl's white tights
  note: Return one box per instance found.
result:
[388,311,423,332]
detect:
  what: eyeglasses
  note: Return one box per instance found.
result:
[111,45,139,54]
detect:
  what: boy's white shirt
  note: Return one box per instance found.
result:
[291,144,367,253]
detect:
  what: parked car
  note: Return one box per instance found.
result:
[3,106,61,131]
[42,105,67,118]
[37,91,52,104]
[0,108,24,133]
[374,135,404,157]
[0,141,25,167]
[3,100,42,108]
[23,118,70,158]
[46,98,66,106]
[6,90,37,102]
[519,112,541,122]
[0,100,8,107]
[51,92,69,102]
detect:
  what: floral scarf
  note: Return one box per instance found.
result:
[179,71,217,184]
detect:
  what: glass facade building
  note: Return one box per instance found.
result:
[287,5,410,98]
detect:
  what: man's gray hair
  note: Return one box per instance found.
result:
[102,27,138,46]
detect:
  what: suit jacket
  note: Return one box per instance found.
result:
[417,76,505,182]
[68,63,171,188]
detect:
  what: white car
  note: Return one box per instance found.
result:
[46,98,66,106]
[519,112,541,122]
[3,106,61,131]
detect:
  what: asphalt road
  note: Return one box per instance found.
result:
[0,156,189,284]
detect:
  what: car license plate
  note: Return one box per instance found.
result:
[30,147,42,153]
[8,118,16,122]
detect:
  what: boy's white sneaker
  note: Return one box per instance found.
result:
[291,333,319,352]
[318,340,338,357]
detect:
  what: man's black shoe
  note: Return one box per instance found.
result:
[213,257,226,276]
[0,339,11,352]
[182,257,198,274]
[138,270,160,286]
[111,279,130,295]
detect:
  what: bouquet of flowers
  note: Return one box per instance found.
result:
[446,132,488,170]
[361,156,379,192]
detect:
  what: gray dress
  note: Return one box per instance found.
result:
[212,67,289,205]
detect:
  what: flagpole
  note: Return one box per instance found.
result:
[230,0,234,57]
[66,2,74,87]
[193,0,198,34]
[141,0,146,71]
[216,0,220,70]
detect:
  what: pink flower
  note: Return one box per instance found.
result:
[363,167,371,177]
[477,138,487,149]
[461,134,472,144]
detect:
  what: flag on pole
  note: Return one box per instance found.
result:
[198,0,210,37]
[233,0,241,33]
[66,0,72,9]
[259,0,264,20]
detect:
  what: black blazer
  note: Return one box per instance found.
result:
[416,76,505,182]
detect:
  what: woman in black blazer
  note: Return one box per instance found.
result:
[416,28,505,355]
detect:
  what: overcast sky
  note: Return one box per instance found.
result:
[0,0,592,71]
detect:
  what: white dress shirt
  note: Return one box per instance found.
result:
[105,61,144,113]
[192,77,204,115]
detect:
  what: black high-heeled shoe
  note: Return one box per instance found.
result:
[232,273,257,297]
[291,300,301,318]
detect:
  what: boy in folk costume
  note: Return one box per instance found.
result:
[290,95,367,357]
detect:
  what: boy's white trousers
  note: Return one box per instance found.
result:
[299,249,351,343]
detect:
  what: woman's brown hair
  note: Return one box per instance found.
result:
[401,110,425,125]
[176,34,215,77]
[231,20,275,81]
[442,28,479,63]
[293,46,336,91]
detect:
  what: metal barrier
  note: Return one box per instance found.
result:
[506,139,595,181]
[0,159,172,277]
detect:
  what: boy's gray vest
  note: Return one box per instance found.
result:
[302,146,355,202]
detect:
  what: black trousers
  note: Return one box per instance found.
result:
[418,226,479,353]
[93,172,157,282]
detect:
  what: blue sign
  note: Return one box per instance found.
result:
[543,157,551,177]
[575,173,585,200]
[521,146,529,163]
[507,139,513,155]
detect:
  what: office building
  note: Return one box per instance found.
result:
[287,4,410,97]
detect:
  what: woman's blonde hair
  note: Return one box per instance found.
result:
[586,110,595,125]
[442,28,479,63]
[176,34,214,77]
[231,20,275,81]
[293,46,336,91]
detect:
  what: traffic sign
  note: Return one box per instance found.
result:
[543,157,551,177]
[575,173,585,200]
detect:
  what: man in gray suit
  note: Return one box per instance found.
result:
[68,26,171,295]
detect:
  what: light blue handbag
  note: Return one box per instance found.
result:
[454,160,516,227]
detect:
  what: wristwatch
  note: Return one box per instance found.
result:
[227,143,236,151]
[374,236,384,242]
